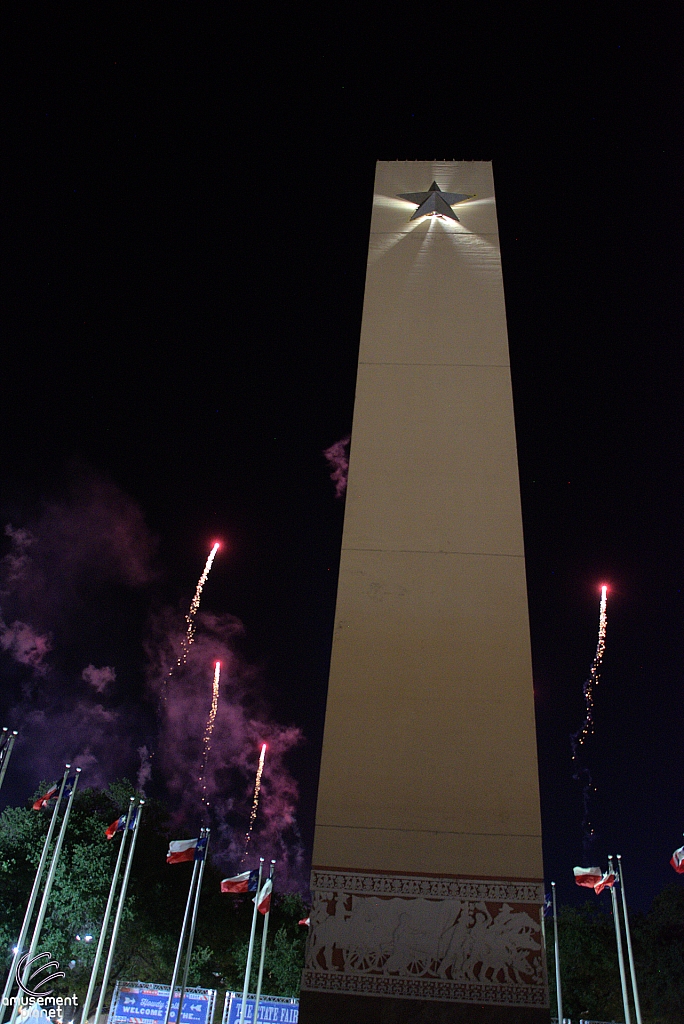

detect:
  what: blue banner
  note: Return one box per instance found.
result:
[111,985,215,1024]
[223,994,298,1024]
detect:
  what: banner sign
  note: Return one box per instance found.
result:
[109,984,216,1024]
[222,993,298,1023]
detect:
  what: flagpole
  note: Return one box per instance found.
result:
[0,766,71,1021]
[551,882,564,1024]
[93,800,145,1024]
[10,768,82,1024]
[0,730,18,792]
[162,830,204,1024]
[608,855,632,1024]
[80,798,136,1024]
[238,857,264,1024]
[617,855,642,1024]
[175,830,211,1024]
[252,860,276,1024]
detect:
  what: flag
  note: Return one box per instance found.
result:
[194,836,208,862]
[573,866,603,889]
[594,871,616,895]
[32,783,59,811]
[298,917,310,927]
[105,809,137,840]
[254,877,273,915]
[105,814,126,840]
[221,869,259,893]
[671,845,684,874]
[543,894,552,918]
[167,838,201,864]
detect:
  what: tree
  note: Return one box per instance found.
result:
[547,886,684,1024]
[0,781,140,999]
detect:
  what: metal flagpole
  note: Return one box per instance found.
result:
[252,860,276,1024]
[0,730,18,792]
[80,798,136,1024]
[551,882,564,1024]
[162,830,204,1024]
[1,766,71,1021]
[617,855,642,1024]
[10,768,82,1024]
[238,858,264,1024]
[93,800,145,1024]
[175,830,211,1024]
[608,855,632,1024]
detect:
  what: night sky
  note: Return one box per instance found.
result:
[2,10,682,909]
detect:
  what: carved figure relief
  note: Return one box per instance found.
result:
[302,870,547,1007]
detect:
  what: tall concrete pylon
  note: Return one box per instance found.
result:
[299,162,548,1023]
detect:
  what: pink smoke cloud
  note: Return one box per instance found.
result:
[146,608,305,885]
[82,664,116,694]
[0,472,157,644]
[17,701,125,788]
[323,435,350,498]
[0,619,52,672]
[136,745,152,793]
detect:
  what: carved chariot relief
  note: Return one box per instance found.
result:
[302,869,548,1007]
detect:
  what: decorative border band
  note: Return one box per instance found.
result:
[311,867,544,904]
[303,866,548,1008]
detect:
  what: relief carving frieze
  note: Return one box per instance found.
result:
[302,869,547,1007]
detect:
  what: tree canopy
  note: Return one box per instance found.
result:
[547,886,684,1024]
[0,782,307,1013]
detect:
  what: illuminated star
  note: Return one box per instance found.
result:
[397,181,473,221]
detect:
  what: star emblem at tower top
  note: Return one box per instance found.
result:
[397,181,474,221]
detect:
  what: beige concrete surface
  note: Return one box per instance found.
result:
[303,162,547,1017]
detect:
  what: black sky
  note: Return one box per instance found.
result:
[2,9,682,909]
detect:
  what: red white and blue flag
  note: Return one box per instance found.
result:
[32,783,59,811]
[167,838,206,864]
[254,877,273,915]
[298,916,310,927]
[574,866,615,894]
[105,808,138,840]
[573,866,603,889]
[221,869,260,893]
[594,871,616,895]
[671,845,684,874]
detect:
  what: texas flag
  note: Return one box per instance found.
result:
[298,917,310,927]
[594,871,616,895]
[671,845,684,874]
[254,878,273,915]
[221,869,260,894]
[105,808,138,840]
[573,866,603,889]
[167,838,203,864]
[32,783,59,811]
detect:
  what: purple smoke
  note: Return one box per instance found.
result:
[82,664,116,694]
[0,472,307,887]
[323,435,350,498]
[0,473,157,644]
[136,744,152,793]
[17,701,127,788]
[0,619,52,672]
[146,608,305,885]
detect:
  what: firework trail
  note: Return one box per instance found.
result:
[185,542,220,656]
[199,661,221,812]
[161,542,220,704]
[241,743,267,863]
[571,585,608,852]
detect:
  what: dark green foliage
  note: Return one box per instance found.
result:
[0,784,307,1011]
[547,885,684,1024]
